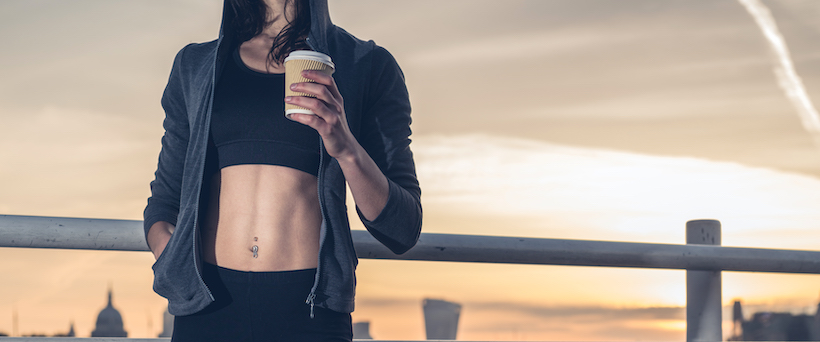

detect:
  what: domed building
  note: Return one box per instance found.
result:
[91,289,127,337]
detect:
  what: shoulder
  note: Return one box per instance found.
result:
[172,39,219,69]
[326,26,396,66]
[165,39,219,90]
[326,27,404,85]
[368,45,403,79]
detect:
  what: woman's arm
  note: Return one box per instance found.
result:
[286,70,389,221]
[286,47,421,254]
[144,45,193,257]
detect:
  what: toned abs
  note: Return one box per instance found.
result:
[201,165,322,272]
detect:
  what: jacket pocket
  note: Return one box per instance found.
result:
[151,239,200,306]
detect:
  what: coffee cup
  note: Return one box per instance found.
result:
[284,50,335,117]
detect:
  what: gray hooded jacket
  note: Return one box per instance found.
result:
[143,0,422,316]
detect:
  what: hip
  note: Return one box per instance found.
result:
[172,263,352,342]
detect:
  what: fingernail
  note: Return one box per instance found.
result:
[285,96,292,102]
[289,84,296,90]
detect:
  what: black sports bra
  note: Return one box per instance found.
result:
[210,48,320,176]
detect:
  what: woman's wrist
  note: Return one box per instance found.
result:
[334,140,366,167]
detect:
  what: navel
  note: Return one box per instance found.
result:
[251,237,259,258]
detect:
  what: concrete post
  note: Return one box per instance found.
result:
[686,219,723,342]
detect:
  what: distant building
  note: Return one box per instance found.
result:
[53,322,75,337]
[353,321,373,339]
[158,306,174,338]
[423,298,461,340]
[729,300,820,341]
[91,289,128,337]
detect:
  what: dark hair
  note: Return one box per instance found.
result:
[228,0,311,64]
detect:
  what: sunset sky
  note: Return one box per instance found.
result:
[2,0,820,340]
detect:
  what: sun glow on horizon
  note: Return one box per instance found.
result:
[414,134,820,249]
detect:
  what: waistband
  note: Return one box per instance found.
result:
[202,262,317,285]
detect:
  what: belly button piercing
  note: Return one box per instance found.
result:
[252,245,258,258]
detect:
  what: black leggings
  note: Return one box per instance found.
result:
[172,263,352,342]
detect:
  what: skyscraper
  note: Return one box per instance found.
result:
[423,298,461,340]
[353,321,373,339]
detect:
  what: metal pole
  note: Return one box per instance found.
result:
[3,215,820,274]
[686,219,723,342]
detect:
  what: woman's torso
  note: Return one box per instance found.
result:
[200,40,322,272]
[201,166,321,271]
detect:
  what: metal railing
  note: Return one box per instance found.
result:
[2,214,820,342]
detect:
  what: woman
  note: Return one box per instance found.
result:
[143,0,422,340]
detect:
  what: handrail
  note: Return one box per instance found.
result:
[3,214,820,342]
[1,214,819,273]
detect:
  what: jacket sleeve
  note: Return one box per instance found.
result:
[143,45,191,245]
[356,46,422,255]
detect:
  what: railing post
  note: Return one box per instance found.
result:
[686,219,723,342]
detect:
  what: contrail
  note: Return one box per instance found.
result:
[738,0,820,147]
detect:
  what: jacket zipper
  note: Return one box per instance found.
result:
[192,34,224,303]
[306,136,325,319]
[303,34,324,320]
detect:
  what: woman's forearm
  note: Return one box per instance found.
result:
[336,142,389,221]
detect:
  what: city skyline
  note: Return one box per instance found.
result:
[5,292,820,340]
[2,0,820,340]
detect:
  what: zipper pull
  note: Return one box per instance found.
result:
[305,293,316,319]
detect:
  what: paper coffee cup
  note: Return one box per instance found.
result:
[284,50,335,117]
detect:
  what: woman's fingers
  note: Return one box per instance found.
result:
[284,72,357,159]
[286,98,353,159]
[300,70,341,99]
[287,110,323,129]
[289,82,336,106]
[285,95,338,121]
[289,70,341,103]
[286,71,344,122]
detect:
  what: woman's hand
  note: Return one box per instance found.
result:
[285,70,358,161]
[286,70,389,220]
[147,221,174,260]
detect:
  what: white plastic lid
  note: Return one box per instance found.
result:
[284,50,334,69]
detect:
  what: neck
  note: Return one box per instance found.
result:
[262,0,292,37]
[239,37,286,73]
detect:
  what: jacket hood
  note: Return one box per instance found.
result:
[219,0,334,54]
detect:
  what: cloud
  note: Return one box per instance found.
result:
[0,106,153,162]
[355,297,418,308]
[455,301,686,341]
[350,294,689,341]
[0,106,157,219]
[404,28,636,67]
[468,301,684,321]
[413,134,820,247]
